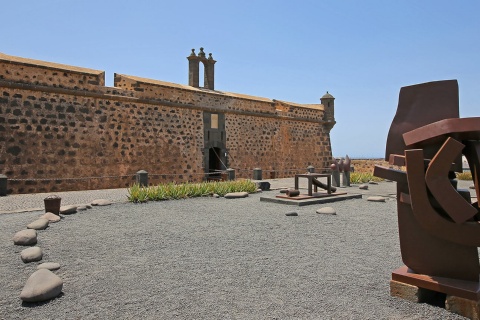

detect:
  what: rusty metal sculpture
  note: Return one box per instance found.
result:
[374,80,480,305]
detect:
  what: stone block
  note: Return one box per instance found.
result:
[390,280,420,303]
[446,295,480,320]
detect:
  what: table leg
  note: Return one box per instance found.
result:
[308,177,312,196]
[327,175,331,194]
[295,176,299,191]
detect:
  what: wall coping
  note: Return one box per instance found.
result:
[0,52,105,77]
[117,74,324,111]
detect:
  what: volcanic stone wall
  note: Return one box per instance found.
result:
[0,53,334,194]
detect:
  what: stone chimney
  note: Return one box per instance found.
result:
[187,48,216,90]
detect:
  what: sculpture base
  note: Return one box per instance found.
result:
[275,191,347,200]
[391,266,480,319]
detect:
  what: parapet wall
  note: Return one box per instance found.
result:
[0,53,105,91]
[0,53,334,194]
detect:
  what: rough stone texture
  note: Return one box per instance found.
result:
[37,262,61,271]
[13,229,37,245]
[359,184,368,190]
[390,280,420,303]
[224,192,249,199]
[316,207,337,215]
[40,212,61,222]
[91,199,112,206]
[60,205,77,214]
[446,295,480,320]
[77,205,88,211]
[27,218,49,230]
[20,246,43,263]
[0,53,333,194]
[367,196,386,202]
[20,269,63,302]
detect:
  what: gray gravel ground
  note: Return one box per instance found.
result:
[0,181,475,319]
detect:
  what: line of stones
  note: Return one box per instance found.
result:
[11,199,112,303]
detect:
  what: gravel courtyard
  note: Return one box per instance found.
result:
[0,182,471,319]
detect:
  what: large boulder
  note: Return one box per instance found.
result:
[13,229,37,246]
[20,269,63,302]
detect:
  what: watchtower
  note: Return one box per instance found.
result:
[321,91,335,131]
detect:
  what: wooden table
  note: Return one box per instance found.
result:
[294,173,332,196]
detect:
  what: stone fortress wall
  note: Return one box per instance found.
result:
[0,50,335,194]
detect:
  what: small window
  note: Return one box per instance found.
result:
[211,114,218,129]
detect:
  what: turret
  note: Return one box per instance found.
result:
[321,91,335,131]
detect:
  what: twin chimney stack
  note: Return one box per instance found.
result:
[187,47,216,90]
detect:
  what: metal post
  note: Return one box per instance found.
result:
[332,171,340,187]
[0,174,7,196]
[307,165,315,173]
[227,168,235,181]
[136,170,148,187]
[253,168,262,180]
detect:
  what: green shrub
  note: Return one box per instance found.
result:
[127,180,258,203]
[349,172,384,184]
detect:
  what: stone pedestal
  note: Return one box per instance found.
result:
[390,266,480,319]
[446,296,480,320]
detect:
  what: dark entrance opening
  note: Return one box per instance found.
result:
[208,147,222,180]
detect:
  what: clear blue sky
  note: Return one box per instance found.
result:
[2,1,479,158]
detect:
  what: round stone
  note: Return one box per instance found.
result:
[91,199,112,206]
[13,229,37,246]
[40,212,61,222]
[367,196,386,202]
[37,262,61,271]
[368,181,379,185]
[359,184,369,190]
[60,205,77,214]
[224,192,249,199]
[27,218,49,230]
[316,207,336,215]
[21,246,43,263]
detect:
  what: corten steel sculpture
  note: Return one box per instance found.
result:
[374,80,480,305]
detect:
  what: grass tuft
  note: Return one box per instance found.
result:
[456,171,473,181]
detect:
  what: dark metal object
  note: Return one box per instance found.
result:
[294,173,332,196]
[136,170,148,187]
[374,80,480,299]
[253,168,262,180]
[0,174,7,196]
[384,79,462,172]
[286,189,300,197]
[44,195,61,215]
